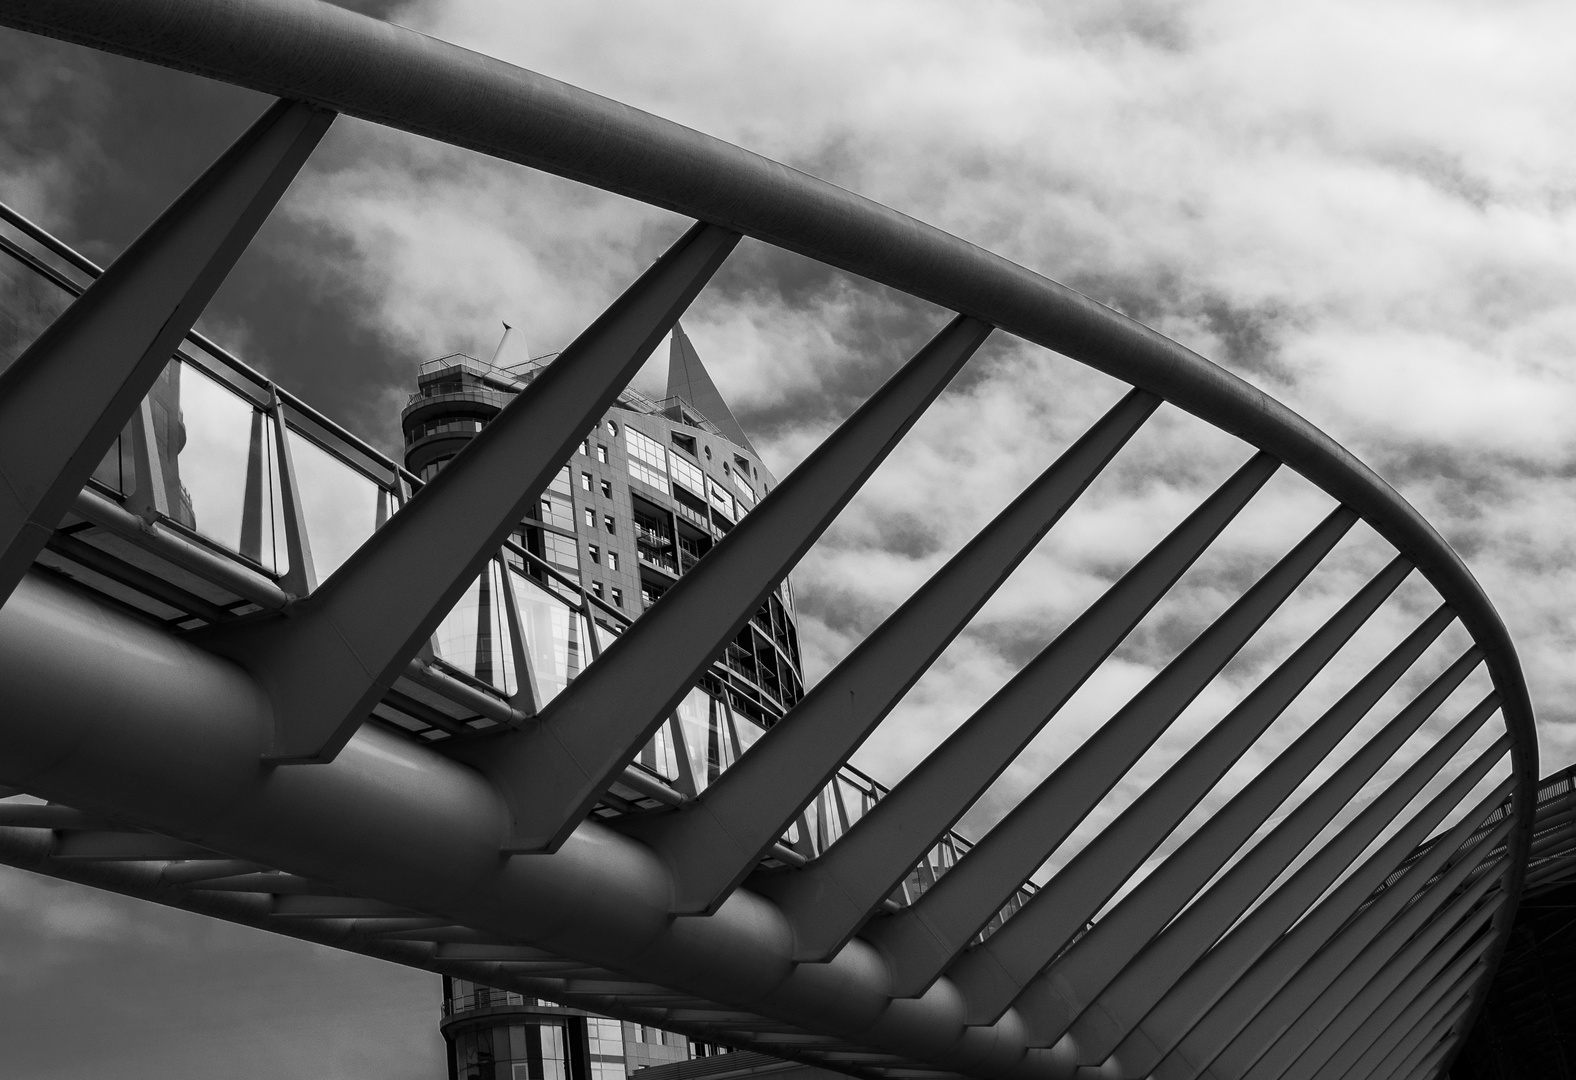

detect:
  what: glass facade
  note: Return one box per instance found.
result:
[442,978,693,1080]
[451,1021,570,1080]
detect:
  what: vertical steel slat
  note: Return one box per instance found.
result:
[1040,632,1479,1053]
[638,388,1159,917]
[203,220,740,764]
[469,313,991,852]
[1174,732,1509,1080]
[947,505,1356,1024]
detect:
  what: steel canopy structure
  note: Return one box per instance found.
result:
[0,2,1540,1079]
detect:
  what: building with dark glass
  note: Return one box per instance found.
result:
[1449,763,1576,1079]
[406,325,804,1080]
[437,981,713,1080]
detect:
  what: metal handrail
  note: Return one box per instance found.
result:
[0,200,419,495]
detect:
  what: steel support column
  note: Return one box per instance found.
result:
[0,96,329,600]
[204,220,739,763]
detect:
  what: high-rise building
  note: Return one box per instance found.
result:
[436,980,710,1080]
[405,325,804,1080]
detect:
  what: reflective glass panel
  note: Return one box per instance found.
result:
[817,784,847,847]
[802,792,822,856]
[669,453,704,498]
[286,426,385,581]
[0,253,73,375]
[506,567,584,704]
[675,687,715,794]
[176,361,285,573]
[432,563,516,695]
[735,714,767,756]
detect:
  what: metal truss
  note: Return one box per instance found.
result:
[0,2,1538,1078]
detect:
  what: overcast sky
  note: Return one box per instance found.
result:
[2,1,1575,1077]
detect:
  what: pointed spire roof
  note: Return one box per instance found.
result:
[666,323,757,456]
[490,321,530,371]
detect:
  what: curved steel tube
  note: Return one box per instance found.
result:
[0,2,1537,1078]
[1,0,1536,892]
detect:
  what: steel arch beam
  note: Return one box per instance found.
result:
[0,3,1542,1078]
[0,1,1536,800]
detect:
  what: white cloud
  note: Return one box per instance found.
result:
[249,0,1576,819]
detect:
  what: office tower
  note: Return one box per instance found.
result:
[406,326,803,1080]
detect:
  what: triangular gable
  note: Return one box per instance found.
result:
[665,323,758,457]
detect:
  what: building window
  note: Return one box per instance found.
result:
[584,507,595,529]
[591,580,604,599]
[588,544,600,564]
[405,416,484,445]
[606,420,619,437]
[543,533,578,570]
[537,494,574,531]
[671,432,697,457]
[580,439,589,456]
[635,508,679,577]
[586,1017,626,1080]
[418,456,452,483]
[600,478,612,498]
[611,587,623,609]
[607,551,619,572]
[596,444,609,463]
[626,426,668,491]
[731,467,755,510]
[604,514,616,535]
[677,531,709,573]
[704,445,712,460]
[669,452,704,498]
[581,471,593,491]
[708,478,736,520]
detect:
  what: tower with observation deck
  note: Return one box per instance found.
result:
[404,327,809,1079]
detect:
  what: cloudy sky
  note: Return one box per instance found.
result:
[2,0,1575,1076]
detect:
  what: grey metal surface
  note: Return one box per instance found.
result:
[0,3,1540,1079]
[205,220,740,765]
[626,382,1149,917]
[471,313,990,854]
[0,96,329,596]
